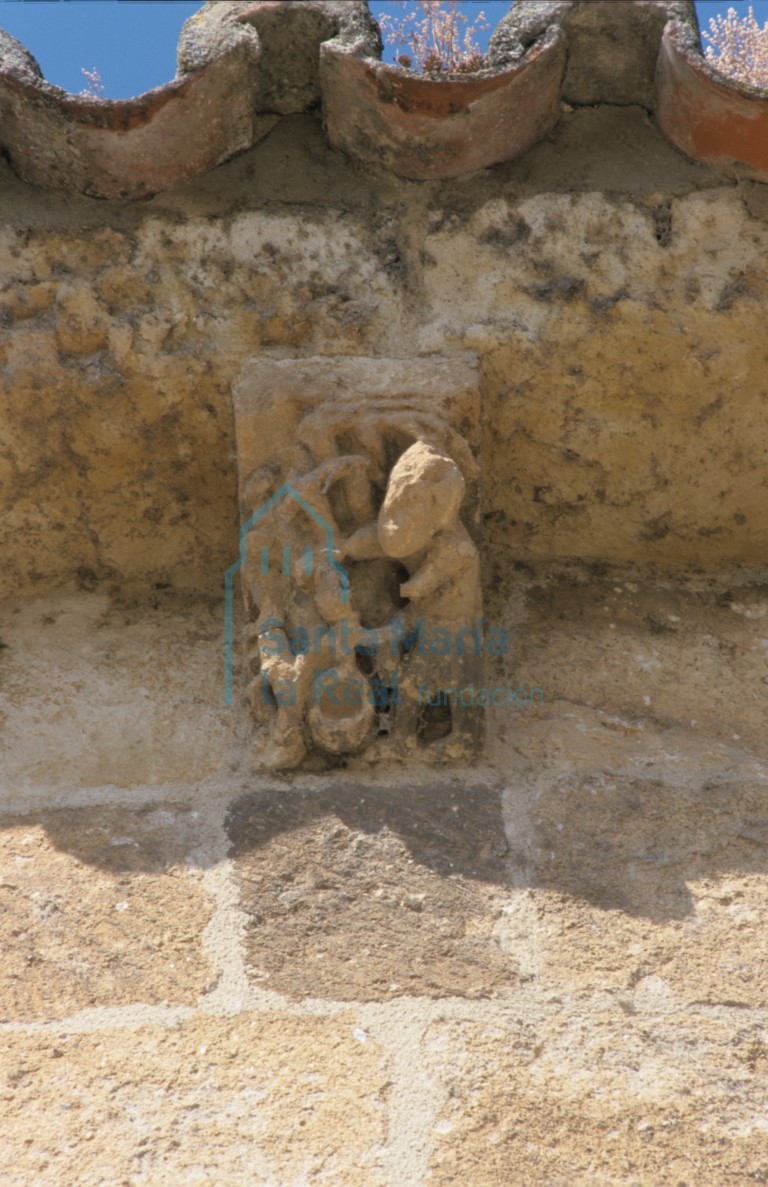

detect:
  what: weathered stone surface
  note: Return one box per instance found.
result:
[2,117,761,598]
[0,0,383,198]
[0,27,43,84]
[490,1,693,108]
[501,720,768,1007]
[484,101,717,193]
[0,0,762,196]
[0,215,238,598]
[0,41,278,199]
[425,1010,768,1185]
[559,0,680,107]
[0,200,400,600]
[0,1014,390,1186]
[0,805,211,1021]
[487,0,574,67]
[488,572,768,1007]
[0,595,238,791]
[0,36,768,1183]
[233,355,482,469]
[179,1,379,115]
[421,186,768,567]
[227,783,513,1000]
[177,0,262,74]
[496,573,768,757]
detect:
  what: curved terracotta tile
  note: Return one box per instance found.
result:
[0,60,275,200]
[656,14,768,181]
[0,19,271,199]
[0,1,375,199]
[321,23,567,181]
[2,0,766,198]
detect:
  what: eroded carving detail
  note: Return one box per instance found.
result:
[233,356,482,769]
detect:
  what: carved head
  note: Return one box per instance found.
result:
[377,441,465,559]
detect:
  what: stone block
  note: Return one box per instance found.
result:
[227,782,512,1000]
[0,804,212,1020]
[0,596,238,792]
[559,0,672,107]
[424,1012,768,1185]
[0,1014,390,1185]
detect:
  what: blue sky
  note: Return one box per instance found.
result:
[0,0,763,100]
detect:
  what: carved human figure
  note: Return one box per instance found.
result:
[240,417,481,764]
[342,440,482,751]
[234,355,483,767]
[241,456,383,769]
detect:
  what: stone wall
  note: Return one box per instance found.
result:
[2,3,768,1184]
[4,109,768,600]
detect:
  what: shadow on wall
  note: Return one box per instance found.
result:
[512,772,768,921]
[3,736,767,1002]
[17,773,768,927]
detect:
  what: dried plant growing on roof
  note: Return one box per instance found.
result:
[79,67,105,99]
[378,1,489,76]
[703,5,768,89]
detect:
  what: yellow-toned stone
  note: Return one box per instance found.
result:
[0,805,213,1021]
[0,594,239,790]
[425,1013,768,1186]
[0,194,400,598]
[0,281,55,324]
[5,173,768,593]
[526,875,768,1006]
[2,94,768,1187]
[421,186,768,568]
[94,264,154,311]
[31,228,132,277]
[54,284,110,356]
[0,1015,390,1186]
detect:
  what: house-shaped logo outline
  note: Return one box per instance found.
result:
[224,483,350,706]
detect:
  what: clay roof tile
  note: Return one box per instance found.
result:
[0,0,765,199]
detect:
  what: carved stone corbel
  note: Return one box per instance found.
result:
[232,354,483,769]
